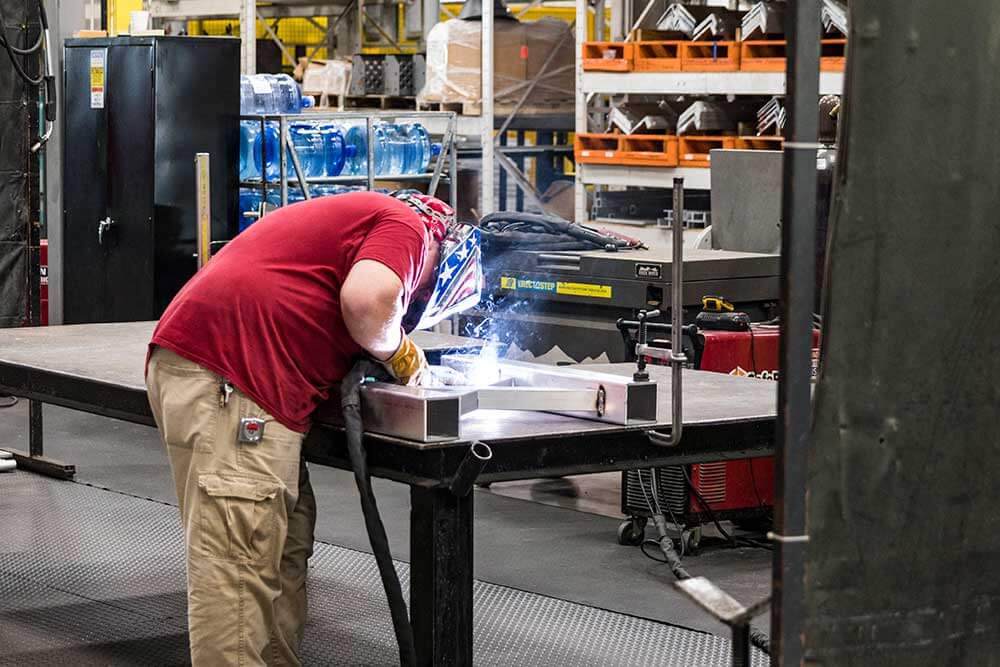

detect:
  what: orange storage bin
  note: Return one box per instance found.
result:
[739,40,787,72]
[633,41,683,72]
[575,133,623,164]
[820,39,847,72]
[619,135,679,166]
[678,135,737,167]
[681,41,740,72]
[582,42,634,72]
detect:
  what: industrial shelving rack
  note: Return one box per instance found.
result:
[239,109,458,214]
[572,0,845,220]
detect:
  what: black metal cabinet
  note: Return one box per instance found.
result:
[63,36,238,323]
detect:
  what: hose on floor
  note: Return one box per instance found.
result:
[644,483,772,657]
[341,359,417,667]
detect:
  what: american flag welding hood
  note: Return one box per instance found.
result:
[413,224,483,330]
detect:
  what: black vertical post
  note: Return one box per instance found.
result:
[772,0,821,665]
[731,624,750,667]
[515,130,525,212]
[498,132,508,212]
[28,400,43,457]
[410,486,474,666]
[536,130,555,194]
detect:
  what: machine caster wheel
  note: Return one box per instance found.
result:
[617,517,647,546]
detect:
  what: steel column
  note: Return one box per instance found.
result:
[573,0,587,222]
[771,0,821,664]
[410,486,474,666]
[480,0,495,216]
[240,0,256,74]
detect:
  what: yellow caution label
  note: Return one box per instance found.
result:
[499,275,612,299]
[89,49,106,109]
[556,281,613,299]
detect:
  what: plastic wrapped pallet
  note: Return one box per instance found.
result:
[419,17,574,110]
[298,58,352,99]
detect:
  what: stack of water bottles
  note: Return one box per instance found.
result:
[239,73,442,231]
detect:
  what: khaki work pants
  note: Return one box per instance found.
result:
[146,347,317,666]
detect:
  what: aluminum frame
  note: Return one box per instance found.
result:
[355,355,659,442]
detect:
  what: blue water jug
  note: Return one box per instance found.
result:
[239,76,256,115]
[344,123,391,175]
[401,123,442,174]
[239,121,262,181]
[269,74,314,114]
[238,188,263,232]
[318,122,356,177]
[255,122,326,181]
[242,74,278,114]
[288,122,326,178]
[384,123,408,176]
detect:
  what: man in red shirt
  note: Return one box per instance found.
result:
[145,190,474,666]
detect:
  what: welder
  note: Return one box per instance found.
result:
[144,190,482,666]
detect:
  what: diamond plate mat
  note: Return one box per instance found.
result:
[0,472,766,666]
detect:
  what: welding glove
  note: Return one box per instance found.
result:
[383,332,429,386]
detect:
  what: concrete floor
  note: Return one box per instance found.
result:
[0,400,772,639]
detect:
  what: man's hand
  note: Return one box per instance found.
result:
[382,333,428,386]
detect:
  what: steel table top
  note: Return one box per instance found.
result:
[0,322,776,446]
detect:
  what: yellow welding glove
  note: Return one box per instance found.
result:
[383,332,428,386]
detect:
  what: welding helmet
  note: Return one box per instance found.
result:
[393,190,484,331]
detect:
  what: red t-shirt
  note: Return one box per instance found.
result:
[150,191,428,432]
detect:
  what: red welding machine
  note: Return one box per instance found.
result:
[617,307,820,548]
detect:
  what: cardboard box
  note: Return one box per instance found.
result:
[296,57,352,98]
[420,18,574,106]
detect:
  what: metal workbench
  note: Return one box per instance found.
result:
[0,321,777,666]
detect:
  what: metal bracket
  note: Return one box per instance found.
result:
[97,216,114,246]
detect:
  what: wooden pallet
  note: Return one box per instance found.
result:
[312,94,417,111]
[575,133,622,165]
[619,134,679,166]
[681,41,740,72]
[678,135,736,167]
[735,135,784,150]
[417,98,569,117]
[582,42,634,72]
[633,41,683,72]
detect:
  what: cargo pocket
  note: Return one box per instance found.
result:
[197,473,283,561]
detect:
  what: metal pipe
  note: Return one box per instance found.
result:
[772,0,822,664]
[241,0,256,74]
[645,178,686,448]
[428,120,453,197]
[279,115,288,206]
[194,153,212,267]
[449,113,458,208]
[480,0,494,216]
[366,116,376,191]
[283,127,313,200]
[449,441,493,497]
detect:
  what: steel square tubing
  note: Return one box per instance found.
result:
[356,357,658,443]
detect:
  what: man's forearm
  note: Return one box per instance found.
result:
[345,307,403,361]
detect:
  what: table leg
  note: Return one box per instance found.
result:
[8,400,75,479]
[410,486,474,666]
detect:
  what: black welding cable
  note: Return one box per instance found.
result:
[341,360,417,667]
[0,0,46,86]
[681,468,772,551]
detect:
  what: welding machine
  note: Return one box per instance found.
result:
[615,300,820,548]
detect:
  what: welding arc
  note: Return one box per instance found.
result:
[341,360,417,667]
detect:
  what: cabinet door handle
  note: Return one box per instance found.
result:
[97,217,115,245]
